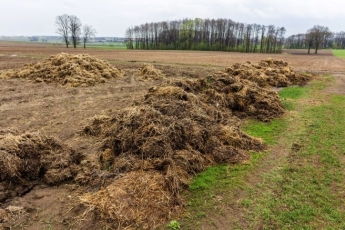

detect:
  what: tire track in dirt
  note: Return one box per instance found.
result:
[324,73,345,95]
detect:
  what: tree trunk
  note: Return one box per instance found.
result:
[315,44,319,54]
[64,37,69,48]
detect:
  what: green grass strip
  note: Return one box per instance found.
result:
[332,49,345,58]
[255,94,345,229]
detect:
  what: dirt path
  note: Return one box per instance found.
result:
[324,73,345,95]
[197,113,301,229]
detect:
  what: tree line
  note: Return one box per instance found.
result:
[125,18,286,53]
[55,14,96,48]
[284,25,345,54]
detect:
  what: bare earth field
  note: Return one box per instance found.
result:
[1,41,345,73]
[1,41,345,229]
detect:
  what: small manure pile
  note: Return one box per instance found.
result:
[136,64,164,80]
[0,53,123,87]
[225,58,312,87]
[0,131,82,202]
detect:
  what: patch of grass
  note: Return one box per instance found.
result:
[332,49,345,58]
[181,152,265,229]
[280,99,294,111]
[189,152,263,193]
[167,220,181,229]
[310,74,334,91]
[189,165,229,191]
[278,86,309,110]
[279,86,308,99]
[278,76,332,111]
[243,119,287,145]
[86,43,127,50]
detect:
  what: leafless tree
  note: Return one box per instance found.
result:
[125,27,134,49]
[82,25,96,49]
[334,31,345,49]
[260,26,266,53]
[69,15,82,48]
[303,25,332,54]
[55,14,70,48]
[307,25,332,54]
[125,18,285,53]
[285,28,345,51]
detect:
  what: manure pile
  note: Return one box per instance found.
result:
[171,74,285,121]
[0,130,82,202]
[0,53,123,87]
[136,64,164,80]
[81,95,265,228]
[78,58,308,228]
[225,58,312,87]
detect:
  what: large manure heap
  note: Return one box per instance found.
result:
[0,53,123,87]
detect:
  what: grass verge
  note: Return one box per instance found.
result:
[251,94,345,229]
[332,49,345,58]
[175,75,345,229]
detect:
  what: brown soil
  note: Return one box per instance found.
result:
[0,41,344,229]
[1,42,345,74]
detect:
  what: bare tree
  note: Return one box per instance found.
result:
[125,27,134,49]
[82,25,96,49]
[125,18,285,53]
[55,14,70,48]
[334,31,345,49]
[69,15,82,48]
[305,31,315,54]
[306,25,332,54]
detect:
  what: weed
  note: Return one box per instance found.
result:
[167,220,181,229]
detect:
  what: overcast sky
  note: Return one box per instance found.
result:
[1,0,345,37]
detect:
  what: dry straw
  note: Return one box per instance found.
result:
[0,53,123,87]
[225,58,312,87]
[136,64,164,81]
[0,131,82,202]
